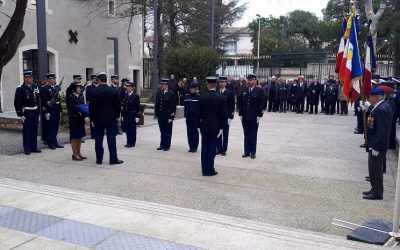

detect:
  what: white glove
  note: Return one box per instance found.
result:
[239,116,242,121]
[91,122,95,128]
[227,119,232,125]
[168,119,173,123]
[21,116,25,123]
[197,128,201,134]
[371,149,379,157]
[45,113,50,120]
[357,107,361,112]
[135,118,139,123]
[257,117,261,124]
[217,129,223,138]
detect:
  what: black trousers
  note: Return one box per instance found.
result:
[123,117,137,146]
[296,98,304,113]
[158,119,173,149]
[368,150,384,197]
[201,130,217,174]
[325,101,335,114]
[279,99,287,112]
[309,104,318,114]
[94,123,118,163]
[217,124,230,153]
[242,119,259,155]
[340,101,348,115]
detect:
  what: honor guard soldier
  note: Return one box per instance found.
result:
[14,71,42,155]
[199,76,226,176]
[155,78,177,151]
[40,77,50,145]
[86,75,98,139]
[89,72,123,165]
[121,82,141,148]
[184,82,200,153]
[363,88,393,200]
[216,76,235,156]
[237,74,265,159]
[41,73,64,149]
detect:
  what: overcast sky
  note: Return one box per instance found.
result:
[233,0,330,27]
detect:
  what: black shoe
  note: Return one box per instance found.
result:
[72,155,83,161]
[216,151,221,155]
[251,154,256,159]
[96,161,102,165]
[48,145,56,150]
[24,150,30,155]
[363,193,383,200]
[125,144,134,148]
[55,145,64,148]
[360,144,366,148]
[365,176,371,182]
[203,172,218,177]
[363,190,372,195]
[117,132,123,135]
[157,147,164,150]
[163,148,170,151]
[81,140,85,143]
[354,131,363,134]
[242,154,250,158]
[43,141,48,145]
[192,149,197,153]
[110,160,124,165]
[31,149,42,153]
[221,152,226,156]
[78,155,87,159]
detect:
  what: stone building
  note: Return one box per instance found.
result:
[0,0,144,112]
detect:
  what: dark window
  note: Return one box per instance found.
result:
[22,49,50,83]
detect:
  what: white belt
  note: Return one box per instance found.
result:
[22,106,38,112]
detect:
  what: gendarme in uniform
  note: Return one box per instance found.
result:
[14,71,42,155]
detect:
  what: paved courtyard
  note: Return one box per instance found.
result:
[0,111,397,249]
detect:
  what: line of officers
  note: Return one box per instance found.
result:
[14,71,142,165]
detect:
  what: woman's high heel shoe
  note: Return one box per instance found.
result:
[72,155,83,161]
[78,155,87,160]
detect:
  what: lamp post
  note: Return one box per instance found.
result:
[152,0,159,117]
[256,14,261,75]
[106,37,119,75]
[211,0,216,50]
[35,0,48,82]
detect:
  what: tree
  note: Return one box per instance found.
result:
[0,0,29,112]
[164,45,219,90]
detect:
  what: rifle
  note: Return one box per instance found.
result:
[47,77,64,108]
[81,81,89,94]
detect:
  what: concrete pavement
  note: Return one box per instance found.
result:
[0,111,397,248]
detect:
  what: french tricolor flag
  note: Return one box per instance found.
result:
[335,17,348,73]
[363,20,377,98]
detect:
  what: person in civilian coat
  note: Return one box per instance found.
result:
[89,72,123,165]
[237,74,265,159]
[325,82,338,115]
[198,76,226,176]
[85,75,98,139]
[290,79,298,112]
[155,78,177,151]
[295,76,307,114]
[121,82,141,148]
[278,78,288,113]
[363,88,393,200]
[66,82,86,161]
[308,79,320,114]
[267,76,279,112]
[217,76,235,156]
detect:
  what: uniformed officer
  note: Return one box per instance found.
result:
[184,82,200,153]
[66,75,82,99]
[14,71,42,155]
[324,81,338,115]
[155,78,177,151]
[41,73,64,149]
[121,82,141,148]
[111,75,123,134]
[199,76,226,176]
[89,72,123,165]
[237,74,265,159]
[216,76,235,156]
[39,77,50,145]
[363,88,393,200]
[85,75,98,139]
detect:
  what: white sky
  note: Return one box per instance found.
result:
[233,0,330,27]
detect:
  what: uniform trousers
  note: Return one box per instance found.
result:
[123,117,137,146]
[368,150,384,198]
[201,130,217,174]
[242,119,259,155]
[186,117,199,151]
[217,124,230,153]
[158,119,173,149]
[23,114,39,151]
[48,112,60,146]
[94,123,118,163]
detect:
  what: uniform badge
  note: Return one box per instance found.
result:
[367,116,374,129]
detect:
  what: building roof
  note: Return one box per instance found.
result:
[221,27,251,35]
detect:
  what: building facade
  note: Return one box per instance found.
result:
[0,0,143,112]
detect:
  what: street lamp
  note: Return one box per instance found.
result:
[211,0,216,50]
[256,14,261,75]
[32,0,48,82]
